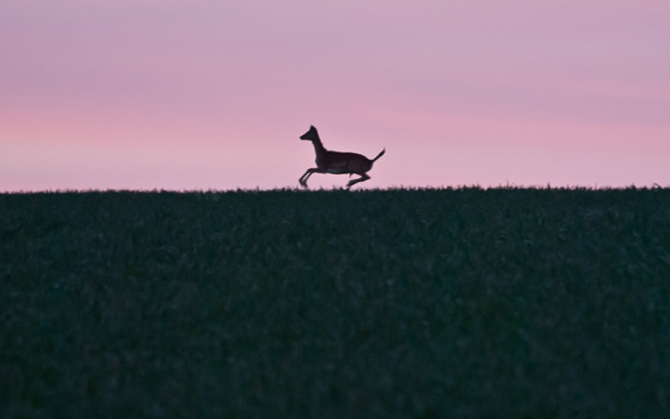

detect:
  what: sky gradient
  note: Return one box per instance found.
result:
[2,0,669,191]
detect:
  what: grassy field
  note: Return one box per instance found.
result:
[2,188,670,418]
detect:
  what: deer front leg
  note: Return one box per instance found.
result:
[299,168,325,188]
[299,169,313,188]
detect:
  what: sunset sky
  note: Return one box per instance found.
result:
[2,1,669,191]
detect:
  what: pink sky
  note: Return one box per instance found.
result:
[1,0,669,191]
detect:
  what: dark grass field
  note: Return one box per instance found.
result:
[2,188,670,418]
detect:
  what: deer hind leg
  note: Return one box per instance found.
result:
[346,173,370,188]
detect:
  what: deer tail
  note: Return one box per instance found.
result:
[371,148,386,163]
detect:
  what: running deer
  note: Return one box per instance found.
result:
[298,125,385,189]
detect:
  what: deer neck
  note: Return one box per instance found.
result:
[311,137,327,157]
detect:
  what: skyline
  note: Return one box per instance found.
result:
[2,1,669,191]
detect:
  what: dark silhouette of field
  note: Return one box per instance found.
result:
[2,187,670,417]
